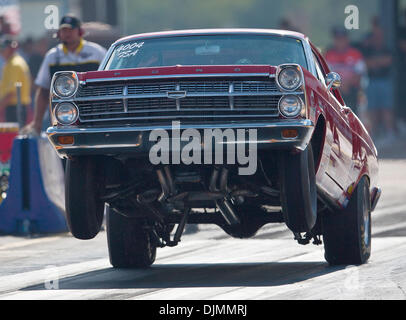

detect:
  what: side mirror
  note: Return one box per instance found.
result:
[326,72,341,90]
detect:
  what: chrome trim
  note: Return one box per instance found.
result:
[275,64,304,92]
[47,119,314,135]
[302,37,318,77]
[278,95,305,118]
[57,78,308,124]
[167,91,187,100]
[78,113,280,123]
[122,85,128,113]
[53,101,79,125]
[54,90,303,103]
[229,82,234,110]
[175,84,181,110]
[84,73,274,84]
[62,91,304,103]
[78,107,279,116]
[51,71,79,99]
[326,72,342,91]
[98,43,115,71]
[61,143,142,150]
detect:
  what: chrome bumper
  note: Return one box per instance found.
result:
[46,120,314,158]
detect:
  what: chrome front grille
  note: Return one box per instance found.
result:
[234,81,278,93]
[76,84,123,97]
[127,83,175,95]
[76,81,278,97]
[75,79,284,124]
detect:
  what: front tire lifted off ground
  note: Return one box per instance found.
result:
[65,156,105,240]
[279,144,317,233]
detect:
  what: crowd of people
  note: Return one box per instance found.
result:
[0,13,403,145]
[281,15,400,145]
[324,17,397,145]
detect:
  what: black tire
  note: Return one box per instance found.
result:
[322,176,371,265]
[279,144,317,232]
[106,205,156,268]
[65,157,105,240]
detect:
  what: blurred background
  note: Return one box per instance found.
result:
[0,0,405,143]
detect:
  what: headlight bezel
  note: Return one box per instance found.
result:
[278,94,304,118]
[54,102,79,125]
[52,71,79,99]
[275,64,303,92]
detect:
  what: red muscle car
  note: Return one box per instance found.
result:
[46,29,380,267]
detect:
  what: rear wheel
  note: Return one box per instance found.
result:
[322,176,371,265]
[106,205,156,268]
[279,144,317,232]
[65,157,105,240]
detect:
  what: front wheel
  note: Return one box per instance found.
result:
[279,144,317,233]
[65,157,105,240]
[106,205,156,268]
[322,176,371,265]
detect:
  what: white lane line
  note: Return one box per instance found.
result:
[0,258,110,297]
[373,221,406,236]
[0,234,69,251]
[373,203,406,216]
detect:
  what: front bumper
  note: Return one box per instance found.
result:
[46,119,314,158]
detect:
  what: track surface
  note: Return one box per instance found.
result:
[0,141,406,300]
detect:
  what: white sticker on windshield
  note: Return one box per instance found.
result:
[116,42,144,59]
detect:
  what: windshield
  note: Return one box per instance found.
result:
[105,34,308,70]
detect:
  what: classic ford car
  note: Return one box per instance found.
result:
[46,29,380,268]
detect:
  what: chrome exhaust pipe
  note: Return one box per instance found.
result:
[213,167,240,225]
[156,166,176,202]
[216,198,240,225]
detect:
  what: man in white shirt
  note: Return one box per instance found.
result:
[22,15,107,134]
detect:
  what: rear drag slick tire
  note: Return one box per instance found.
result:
[322,176,371,265]
[106,205,156,268]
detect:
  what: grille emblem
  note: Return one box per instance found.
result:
[167,90,187,99]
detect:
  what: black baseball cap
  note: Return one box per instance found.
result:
[59,15,81,29]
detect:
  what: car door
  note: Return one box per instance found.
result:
[311,48,354,204]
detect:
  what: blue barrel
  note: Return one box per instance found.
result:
[0,136,67,234]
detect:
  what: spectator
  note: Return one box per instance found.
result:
[361,17,395,141]
[0,37,31,125]
[325,26,367,115]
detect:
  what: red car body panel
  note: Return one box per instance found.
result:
[309,43,378,208]
[77,65,277,82]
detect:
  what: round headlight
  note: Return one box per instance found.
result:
[278,95,303,118]
[54,102,79,125]
[53,74,78,98]
[277,67,302,91]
